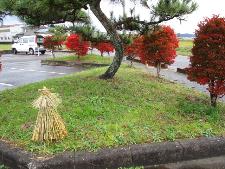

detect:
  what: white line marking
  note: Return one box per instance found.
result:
[0,83,14,87]
[5,61,37,65]
[9,68,66,75]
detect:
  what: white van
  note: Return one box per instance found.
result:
[12,35,46,55]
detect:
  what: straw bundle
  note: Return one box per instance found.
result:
[32,87,67,142]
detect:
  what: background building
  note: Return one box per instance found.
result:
[0,24,25,43]
[0,24,50,43]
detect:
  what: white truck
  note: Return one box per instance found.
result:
[12,35,46,55]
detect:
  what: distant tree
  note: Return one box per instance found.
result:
[95,42,115,56]
[43,36,64,58]
[138,26,179,77]
[65,34,89,60]
[124,36,143,67]
[187,16,225,107]
[49,26,67,49]
[0,0,197,79]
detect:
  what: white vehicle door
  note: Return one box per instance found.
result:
[16,38,24,52]
[22,38,29,52]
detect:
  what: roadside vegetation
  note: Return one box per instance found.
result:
[0,44,11,51]
[48,54,113,65]
[0,66,225,155]
[176,40,193,56]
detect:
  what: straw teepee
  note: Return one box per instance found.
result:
[32,87,67,142]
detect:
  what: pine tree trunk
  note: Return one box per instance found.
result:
[210,93,217,107]
[90,1,123,79]
[156,62,161,78]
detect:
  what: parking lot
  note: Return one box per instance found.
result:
[0,53,85,91]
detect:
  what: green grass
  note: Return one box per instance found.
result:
[0,66,225,155]
[50,54,113,64]
[0,164,9,169]
[0,44,11,51]
[176,40,193,56]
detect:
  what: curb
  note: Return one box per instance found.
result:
[41,60,109,68]
[0,50,12,54]
[126,57,168,68]
[1,137,225,169]
[0,141,35,169]
[145,155,225,169]
[177,68,188,74]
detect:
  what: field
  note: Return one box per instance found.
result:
[0,44,11,51]
[0,66,224,155]
[176,40,193,56]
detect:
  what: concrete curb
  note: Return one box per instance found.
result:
[41,60,109,68]
[177,68,188,74]
[1,137,225,169]
[0,141,35,169]
[126,57,168,69]
[0,50,12,54]
[146,155,225,169]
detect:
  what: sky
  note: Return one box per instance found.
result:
[2,0,225,34]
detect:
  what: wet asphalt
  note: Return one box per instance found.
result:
[0,52,85,91]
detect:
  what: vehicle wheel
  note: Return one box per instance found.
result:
[29,48,34,55]
[41,51,45,55]
[12,48,17,55]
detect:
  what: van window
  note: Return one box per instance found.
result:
[23,38,28,43]
[29,37,34,43]
[18,39,22,43]
[37,36,44,44]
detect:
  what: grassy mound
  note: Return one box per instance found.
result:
[0,66,225,155]
[49,54,112,64]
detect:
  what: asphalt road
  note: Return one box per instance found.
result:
[0,53,85,91]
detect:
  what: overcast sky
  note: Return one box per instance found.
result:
[3,0,225,34]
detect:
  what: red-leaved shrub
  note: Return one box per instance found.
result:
[138,26,178,77]
[95,42,114,56]
[187,15,225,107]
[65,34,89,59]
[124,36,143,66]
[44,36,64,57]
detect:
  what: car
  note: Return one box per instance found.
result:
[12,35,46,55]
